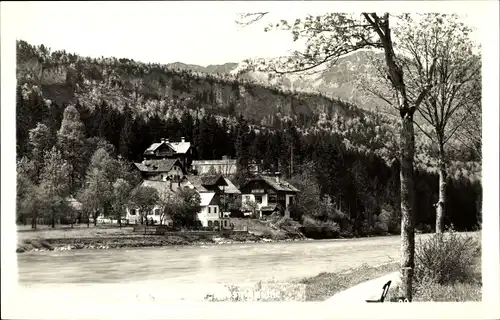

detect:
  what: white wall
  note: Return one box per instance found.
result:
[197,205,220,227]
[125,205,172,225]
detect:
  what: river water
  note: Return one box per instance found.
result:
[17,235,408,301]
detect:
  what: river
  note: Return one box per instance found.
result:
[17,235,412,301]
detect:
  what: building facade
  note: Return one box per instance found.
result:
[239,174,299,219]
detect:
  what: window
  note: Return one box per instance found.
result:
[224,220,228,227]
[208,207,211,214]
[269,195,277,203]
[214,221,220,227]
[214,206,218,214]
[160,175,164,180]
[130,209,136,216]
[154,209,160,216]
[208,221,213,227]
[255,195,262,203]
[245,195,251,202]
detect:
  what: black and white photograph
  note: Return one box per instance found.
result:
[1,1,499,319]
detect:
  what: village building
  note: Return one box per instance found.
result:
[127,137,242,228]
[191,156,237,175]
[126,174,234,229]
[198,191,230,229]
[143,137,193,169]
[239,173,300,219]
[189,174,241,214]
[133,158,187,182]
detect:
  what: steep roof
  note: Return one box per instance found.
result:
[220,177,241,194]
[144,142,164,155]
[185,176,209,192]
[144,141,191,155]
[200,174,227,186]
[168,141,191,154]
[199,192,216,206]
[138,179,194,196]
[246,175,300,193]
[133,159,183,173]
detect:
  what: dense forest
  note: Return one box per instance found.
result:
[16,40,482,237]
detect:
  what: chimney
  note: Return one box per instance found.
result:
[160,138,166,143]
[165,138,169,143]
[222,155,228,160]
[275,172,281,183]
[181,137,185,143]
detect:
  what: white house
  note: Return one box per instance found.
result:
[197,192,227,228]
[126,177,230,228]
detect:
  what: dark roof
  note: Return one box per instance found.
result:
[185,176,209,192]
[133,159,183,173]
[200,174,227,186]
[245,175,300,193]
[139,179,189,196]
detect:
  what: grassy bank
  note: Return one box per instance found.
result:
[299,231,482,302]
[299,262,400,301]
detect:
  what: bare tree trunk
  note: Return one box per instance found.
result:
[399,113,416,301]
[435,145,446,233]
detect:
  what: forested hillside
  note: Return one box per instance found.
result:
[16,40,482,235]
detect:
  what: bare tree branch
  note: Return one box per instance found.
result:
[235,12,269,27]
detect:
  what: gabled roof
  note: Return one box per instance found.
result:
[138,179,193,196]
[220,177,241,194]
[168,141,191,154]
[244,175,300,193]
[134,159,184,173]
[199,192,216,206]
[200,174,227,186]
[144,142,166,155]
[185,176,209,192]
[144,141,191,155]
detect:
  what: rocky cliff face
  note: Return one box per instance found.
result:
[16,40,362,128]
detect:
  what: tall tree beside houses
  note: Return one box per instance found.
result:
[39,147,72,228]
[112,178,132,228]
[28,123,56,183]
[236,11,440,300]
[129,186,160,227]
[57,105,87,191]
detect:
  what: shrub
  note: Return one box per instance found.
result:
[414,281,481,302]
[414,229,481,286]
[322,220,341,238]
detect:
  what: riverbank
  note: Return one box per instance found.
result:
[16,230,307,253]
[299,231,482,302]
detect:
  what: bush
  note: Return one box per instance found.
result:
[414,229,481,286]
[414,281,481,302]
[322,220,340,238]
[301,215,323,239]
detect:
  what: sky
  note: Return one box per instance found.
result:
[3,1,487,67]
